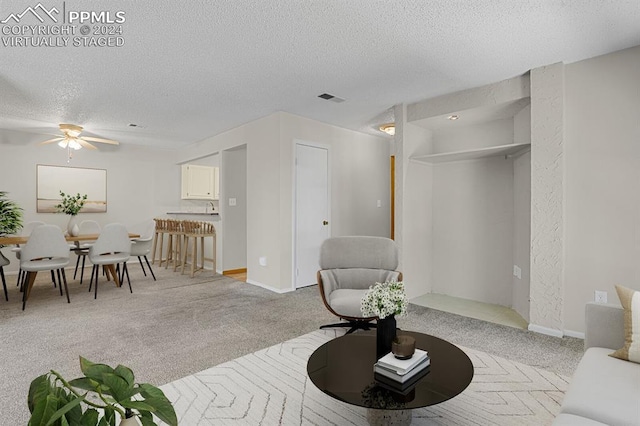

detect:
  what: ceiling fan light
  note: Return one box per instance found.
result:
[68,139,82,150]
[57,140,68,148]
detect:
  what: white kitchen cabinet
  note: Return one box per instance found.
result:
[181,164,219,200]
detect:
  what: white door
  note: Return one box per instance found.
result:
[295,143,329,288]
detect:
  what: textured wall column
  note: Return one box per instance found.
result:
[529,63,565,335]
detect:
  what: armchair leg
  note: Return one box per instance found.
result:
[320,320,376,334]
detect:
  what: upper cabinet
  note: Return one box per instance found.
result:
[181,164,219,200]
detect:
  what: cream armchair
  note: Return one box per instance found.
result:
[317,236,402,334]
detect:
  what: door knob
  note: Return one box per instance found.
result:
[322,220,329,226]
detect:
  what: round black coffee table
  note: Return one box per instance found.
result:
[307,330,473,425]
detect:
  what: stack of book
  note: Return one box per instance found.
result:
[373,349,430,392]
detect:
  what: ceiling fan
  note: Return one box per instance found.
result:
[39,124,120,162]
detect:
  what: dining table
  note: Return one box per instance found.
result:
[0,232,140,299]
[0,233,139,246]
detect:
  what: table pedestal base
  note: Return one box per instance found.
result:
[366,408,412,426]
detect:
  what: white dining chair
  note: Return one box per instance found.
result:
[0,250,9,301]
[73,220,101,284]
[88,223,132,299]
[130,220,156,281]
[19,225,71,310]
[13,221,46,288]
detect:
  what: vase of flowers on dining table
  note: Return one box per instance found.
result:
[55,191,87,237]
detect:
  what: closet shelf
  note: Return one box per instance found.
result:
[410,143,530,164]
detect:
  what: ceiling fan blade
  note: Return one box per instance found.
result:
[39,137,64,145]
[82,136,119,145]
[77,139,98,150]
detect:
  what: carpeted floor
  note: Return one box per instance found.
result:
[0,264,583,424]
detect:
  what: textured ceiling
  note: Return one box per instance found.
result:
[0,0,639,148]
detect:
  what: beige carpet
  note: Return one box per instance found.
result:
[162,329,569,425]
[0,263,583,424]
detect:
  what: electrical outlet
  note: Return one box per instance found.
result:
[513,265,522,280]
[259,256,267,267]
[229,198,237,206]
[595,291,608,304]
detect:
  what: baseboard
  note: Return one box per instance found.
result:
[528,324,564,338]
[223,268,247,275]
[246,279,292,294]
[563,329,585,339]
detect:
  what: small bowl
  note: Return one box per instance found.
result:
[392,335,415,360]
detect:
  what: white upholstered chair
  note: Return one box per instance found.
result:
[317,236,402,334]
[130,220,156,281]
[13,221,46,287]
[19,224,71,310]
[0,250,9,301]
[88,223,131,299]
[72,220,101,284]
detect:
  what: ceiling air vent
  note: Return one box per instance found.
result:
[318,93,346,103]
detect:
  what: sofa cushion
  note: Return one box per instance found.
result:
[610,285,640,364]
[560,347,640,425]
[552,413,609,426]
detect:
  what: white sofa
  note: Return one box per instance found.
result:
[553,302,640,426]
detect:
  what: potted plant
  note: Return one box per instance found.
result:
[55,191,88,236]
[28,356,177,426]
[0,191,23,263]
[361,281,408,358]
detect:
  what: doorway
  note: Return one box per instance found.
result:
[294,142,330,288]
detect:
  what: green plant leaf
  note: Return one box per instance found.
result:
[100,372,132,402]
[139,415,157,426]
[79,409,99,426]
[119,399,155,412]
[102,407,116,426]
[28,374,52,413]
[141,397,178,426]
[44,396,84,426]
[114,365,135,388]
[68,377,99,392]
[137,383,167,400]
[29,394,59,426]
[79,357,114,384]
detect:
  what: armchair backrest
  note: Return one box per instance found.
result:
[318,236,400,299]
[319,236,398,270]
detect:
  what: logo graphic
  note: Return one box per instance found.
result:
[1,2,59,24]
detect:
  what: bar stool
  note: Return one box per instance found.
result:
[151,219,168,266]
[181,221,216,277]
[164,219,183,270]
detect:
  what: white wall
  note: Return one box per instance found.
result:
[513,151,531,320]
[431,157,515,305]
[0,140,180,273]
[178,111,391,292]
[221,146,247,271]
[512,105,532,321]
[397,118,433,300]
[563,45,640,332]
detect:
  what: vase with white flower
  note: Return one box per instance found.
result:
[361,281,408,359]
[55,191,88,237]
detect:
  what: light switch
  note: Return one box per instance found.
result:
[377,200,382,208]
[229,198,237,206]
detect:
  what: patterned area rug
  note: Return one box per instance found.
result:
[161,330,569,425]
